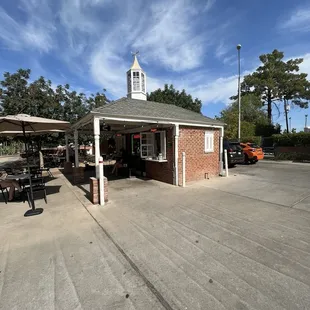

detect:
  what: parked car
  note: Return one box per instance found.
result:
[223,140,244,167]
[240,142,264,164]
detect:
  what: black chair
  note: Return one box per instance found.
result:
[0,184,9,204]
[4,168,13,175]
[22,176,47,207]
[39,167,53,177]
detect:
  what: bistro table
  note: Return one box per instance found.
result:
[6,173,31,181]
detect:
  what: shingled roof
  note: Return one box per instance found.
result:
[93,97,224,126]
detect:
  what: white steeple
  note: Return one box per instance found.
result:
[127,52,147,101]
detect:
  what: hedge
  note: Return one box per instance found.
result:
[272,133,310,147]
[241,136,262,146]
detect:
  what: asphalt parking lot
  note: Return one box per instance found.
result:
[223,161,310,210]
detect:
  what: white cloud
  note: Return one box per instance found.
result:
[0,2,55,52]
[0,0,239,107]
[215,42,229,59]
[132,0,207,71]
[87,0,224,97]
[298,53,310,76]
[280,6,310,32]
[204,0,216,12]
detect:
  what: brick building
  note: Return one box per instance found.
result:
[70,54,224,192]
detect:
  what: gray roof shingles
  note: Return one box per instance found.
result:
[93,97,224,126]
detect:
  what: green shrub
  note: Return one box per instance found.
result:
[275,152,310,161]
[0,141,23,155]
[241,136,262,146]
[272,133,310,147]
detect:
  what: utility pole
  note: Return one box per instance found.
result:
[237,44,242,141]
[305,114,308,128]
[289,117,291,132]
[284,99,289,133]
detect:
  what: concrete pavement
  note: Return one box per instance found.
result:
[0,173,165,310]
[1,161,310,309]
[88,162,310,310]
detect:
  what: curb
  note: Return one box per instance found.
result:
[262,160,310,166]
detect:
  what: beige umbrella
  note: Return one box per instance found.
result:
[0,114,69,132]
[0,114,70,216]
[0,129,65,136]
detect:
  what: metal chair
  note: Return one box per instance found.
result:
[0,184,9,204]
[22,176,47,207]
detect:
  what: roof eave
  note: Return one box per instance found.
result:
[90,111,224,127]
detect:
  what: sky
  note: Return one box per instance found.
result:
[0,0,310,131]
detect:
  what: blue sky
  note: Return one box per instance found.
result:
[0,0,310,131]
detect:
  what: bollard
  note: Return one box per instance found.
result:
[224,149,229,177]
[182,152,186,187]
[99,156,105,206]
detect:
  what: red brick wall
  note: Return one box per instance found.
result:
[145,128,174,184]
[90,177,108,204]
[178,127,220,184]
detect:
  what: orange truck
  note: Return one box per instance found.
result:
[240,142,264,164]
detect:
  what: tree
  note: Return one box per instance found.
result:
[216,94,270,139]
[0,69,31,115]
[147,84,202,113]
[87,90,110,111]
[0,68,110,148]
[239,50,310,124]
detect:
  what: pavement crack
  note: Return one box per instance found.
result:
[82,209,174,310]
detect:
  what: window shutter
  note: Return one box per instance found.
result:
[205,131,214,152]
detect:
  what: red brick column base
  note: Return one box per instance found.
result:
[64,161,73,174]
[90,177,108,204]
[72,167,84,184]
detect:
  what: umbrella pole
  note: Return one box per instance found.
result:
[22,123,43,217]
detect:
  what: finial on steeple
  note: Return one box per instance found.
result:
[130,51,142,70]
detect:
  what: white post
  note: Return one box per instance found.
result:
[224,149,229,177]
[94,117,101,178]
[74,129,79,167]
[65,134,69,162]
[182,152,186,187]
[219,126,224,175]
[174,124,179,186]
[99,156,105,206]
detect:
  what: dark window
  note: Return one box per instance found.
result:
[248,143,259,148]
[229,143,243,151]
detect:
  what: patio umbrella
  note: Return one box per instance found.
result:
[0,114,70,217]
[0,129,65,136]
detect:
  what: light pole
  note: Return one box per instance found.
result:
[305,114,308,128]
[289,116,291,132]
[237,44,242,141]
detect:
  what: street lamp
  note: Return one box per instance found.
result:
[237,44,242,141]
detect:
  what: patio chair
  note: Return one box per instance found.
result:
[39,151,53,177]
[4,167,13,175]
[22,176,47,207]
[0,184,9,204]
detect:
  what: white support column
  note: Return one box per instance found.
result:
[173,124,179,186]
[94,117,101,178]
[65,134,69,162]
[74,129,79,167]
